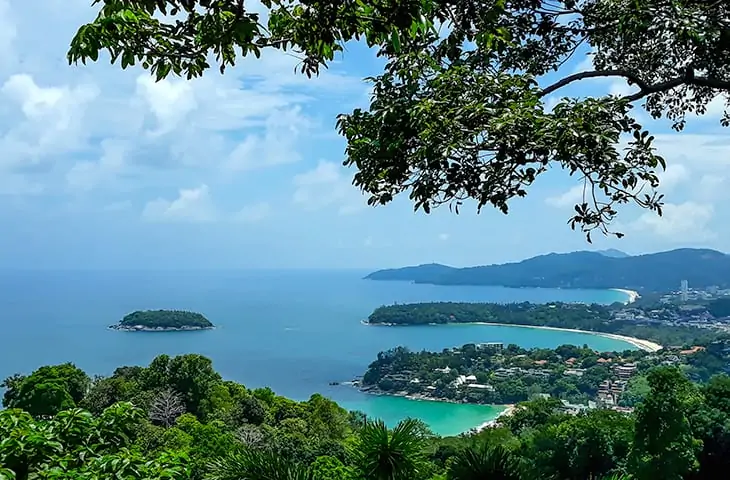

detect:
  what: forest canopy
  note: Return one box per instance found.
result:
[67,0,730,240]
[5,356,730,479]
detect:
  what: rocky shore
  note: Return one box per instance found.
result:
[108,324,215,332]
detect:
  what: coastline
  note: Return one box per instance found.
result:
[465,322,662,352]
[474,404,515,432]
[108,325,215,332]
[358,390,509,433]
[610,288,640,304]
[362,320,662,352]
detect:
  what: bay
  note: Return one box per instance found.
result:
[0,269,631,435]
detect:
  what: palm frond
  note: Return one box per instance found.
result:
[447,443,522,480]
[207,448,313,480]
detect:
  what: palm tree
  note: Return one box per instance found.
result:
[447,443,522,480]
[207,448,313,480]
[350,418,427,480]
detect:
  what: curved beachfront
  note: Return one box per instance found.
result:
[362,320,662,352]
[463,322,662,352]
[610,288,641,304]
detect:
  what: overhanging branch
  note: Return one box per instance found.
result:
[539,68,730,101]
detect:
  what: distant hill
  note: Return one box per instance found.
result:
[365,248,729,292]
[596,249,630,258]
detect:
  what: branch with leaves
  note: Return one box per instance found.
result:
[68,0,730,240]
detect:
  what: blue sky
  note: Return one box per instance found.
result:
[0,0,728,269]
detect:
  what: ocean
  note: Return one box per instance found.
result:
[0,269,630,436]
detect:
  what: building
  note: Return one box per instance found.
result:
[615,363,637,380]
[477,342,504,351]
[681,279,689,302]
[466,383,495,391]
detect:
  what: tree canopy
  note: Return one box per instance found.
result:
[67,0,730,240]
[5,356,730,479]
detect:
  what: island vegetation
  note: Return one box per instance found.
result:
[4,354,730,479]
[110,310,214,331]
[365,249,730,292]
[366,302,723,347]
[360,339,730,407]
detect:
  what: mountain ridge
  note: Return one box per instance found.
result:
[365,248,728,292]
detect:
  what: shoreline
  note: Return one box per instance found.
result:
[362,321,662,352]
[108,325,215,332]
[474,404,516,432]
[358,390,510,433]
[464,322,663,352]
[610,288,640,304]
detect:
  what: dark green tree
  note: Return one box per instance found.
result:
[0,403,189,479]
[4,363,90,417]
[350,418,428,480]
[629,367,702,480]
[446,443,521,480]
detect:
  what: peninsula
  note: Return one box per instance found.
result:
[365,248,730,292]
[364,301,725,349]
[109,310,214,332]
[358,339,724,412]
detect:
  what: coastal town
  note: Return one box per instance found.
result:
[354,290,730,422]
[355,338,729,418]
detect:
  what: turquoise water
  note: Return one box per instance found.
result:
[0,270,630,434]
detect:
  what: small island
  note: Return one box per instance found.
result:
[109,310,214,332]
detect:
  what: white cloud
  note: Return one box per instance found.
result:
[292,160,366,214]
[628,201,715,242]
[233,202,271,223]
[0,73,98,169]
[657,163,688,192]
[222,107,308,173]
[135,75,197,136]
[66,140,126,191]
[545,184,585,208]
[142,184,217,223]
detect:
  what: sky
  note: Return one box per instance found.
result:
[0,0,728,270]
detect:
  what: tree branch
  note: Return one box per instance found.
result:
[540,68,730,102]
[539,69,650,98]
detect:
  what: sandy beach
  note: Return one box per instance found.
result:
[468,322,662,352]
[474,404,516,432]
[363,319,663,352]
[610,288,641,304]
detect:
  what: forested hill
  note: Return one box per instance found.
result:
[365,248,730,292]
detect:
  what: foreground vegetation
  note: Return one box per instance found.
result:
[3,355,730,479]
[367,302,722,347]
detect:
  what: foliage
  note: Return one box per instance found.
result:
[118,309,213,329]
[366,301,715,346]
[521,409,633,479]
[2,364,90,417]
[350,418,428,480]
[7,356,730,479]
[68,1,730,238]
[366,248,730,291]
[0,403,190,479]
[630,367,702,480]
[446,443,521,480]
